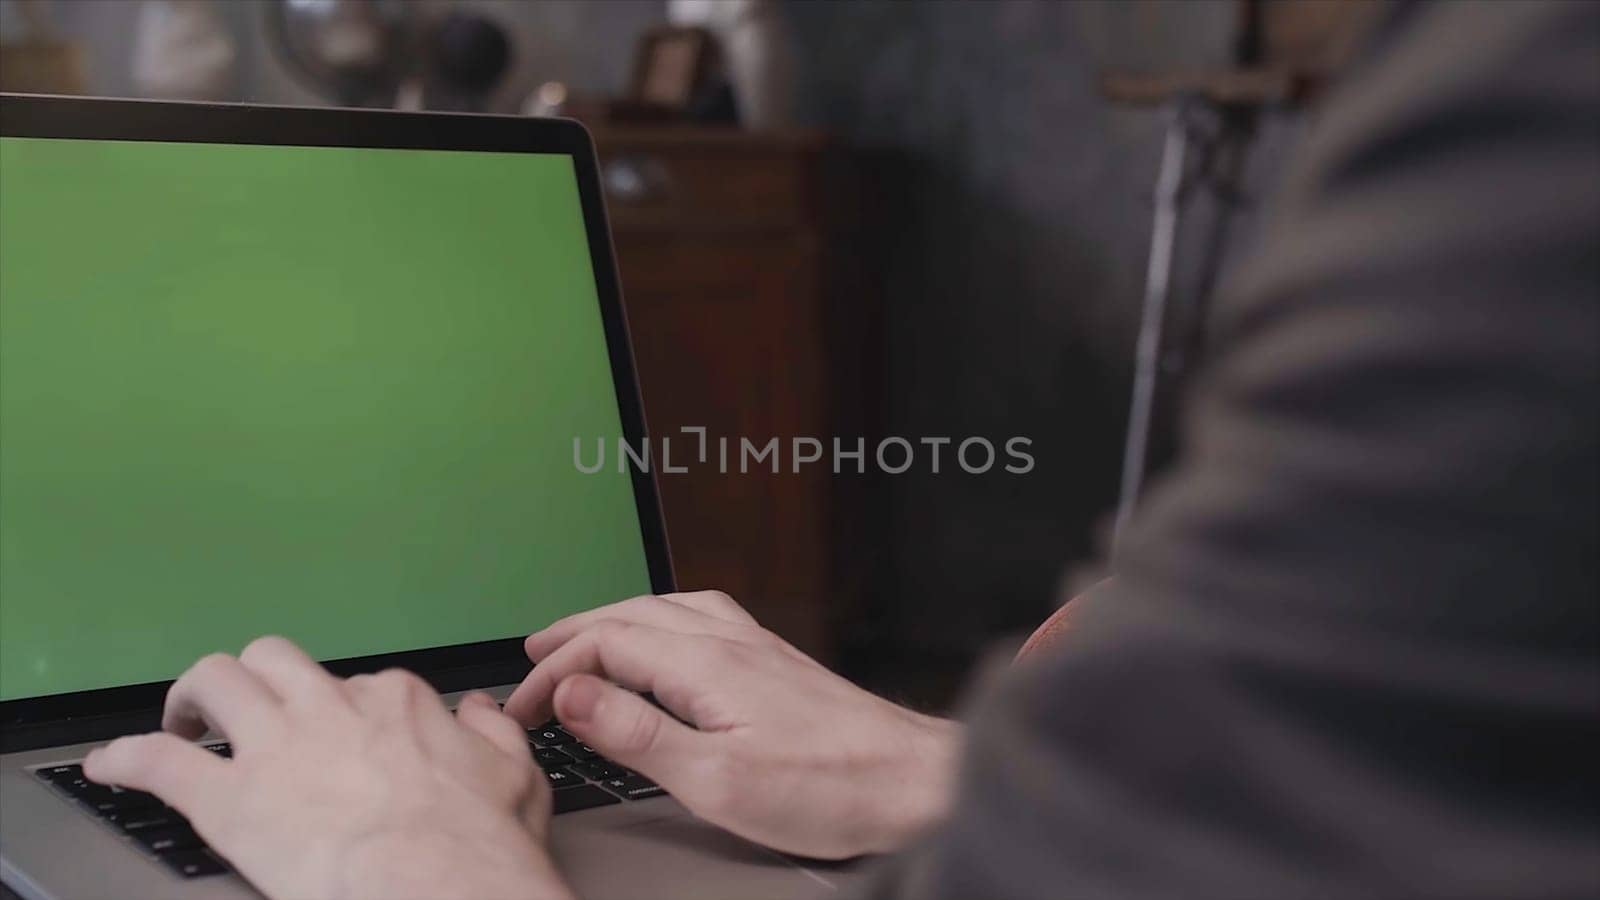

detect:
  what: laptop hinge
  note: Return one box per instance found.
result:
[1,710,162,755]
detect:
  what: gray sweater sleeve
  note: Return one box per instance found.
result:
[857,2,1598,897]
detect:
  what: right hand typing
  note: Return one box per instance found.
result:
[502,591,962,860]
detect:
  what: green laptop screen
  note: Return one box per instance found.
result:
[0,136,652,701]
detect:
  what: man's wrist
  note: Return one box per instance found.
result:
[867,712,963,854]
[338,823,573,900]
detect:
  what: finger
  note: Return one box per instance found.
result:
[162,653,285,743]
[344,668,455,728]
[524,595,751,663]
[508,622,712,724]
[83,732,230,820]
[554,674,711,789]
[658,590,757,626]
[345,669,462,765]
[517,767,553,837]
[504,622,720,726]
[528,592,820,673]
[454,691,530,762]
[238,635,344,705]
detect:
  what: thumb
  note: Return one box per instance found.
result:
[455,691,531,763]
[554,674,706,784]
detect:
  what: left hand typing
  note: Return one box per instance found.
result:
[84,636,573,900]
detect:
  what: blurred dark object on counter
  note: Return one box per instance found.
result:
[530,25,737,126]
[629,25,736,123]
[0,0,85,94]
[266,0,418,108]
[423,10,511,112]
[633,26,713,111]
[595,126,881,664]
[266,1,513,113]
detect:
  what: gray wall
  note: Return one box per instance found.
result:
[781,1,1303,660]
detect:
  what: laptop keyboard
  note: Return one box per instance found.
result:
[32,762,228,878]
[30,719,665,880]
[524,720,667,812]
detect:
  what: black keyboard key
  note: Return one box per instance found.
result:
[54,776,108,798]
[47,773,152,807]
[530,726,576,747]
[161,849,229,878]
[569,761,605,780]
[76,787,121,808]
[66,782,158,814]
[570,761,628,781]
[543,767,584,790]
[116,810,187,833]
[593,756,634,776]
[36,764,83,783]
[104,786,162,810]
[87,796,160,817]
[599,775,666,801]
[532,747,573,769]
[133,826,204,854]
[566,743,600,761]
[203,742,232,758]
[551,784,620,815]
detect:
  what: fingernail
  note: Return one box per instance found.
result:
[556,675,602,725]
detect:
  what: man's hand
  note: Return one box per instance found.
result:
[84,636,572,900]
[502,591,961,860]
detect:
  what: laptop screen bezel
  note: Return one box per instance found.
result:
[0,94,675,740]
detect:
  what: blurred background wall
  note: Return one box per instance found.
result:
[782,3,1301,689]
[0,0,1310,704]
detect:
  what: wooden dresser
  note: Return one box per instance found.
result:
[590,127,880,664]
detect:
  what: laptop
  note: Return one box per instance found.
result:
[0,93,858,900]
